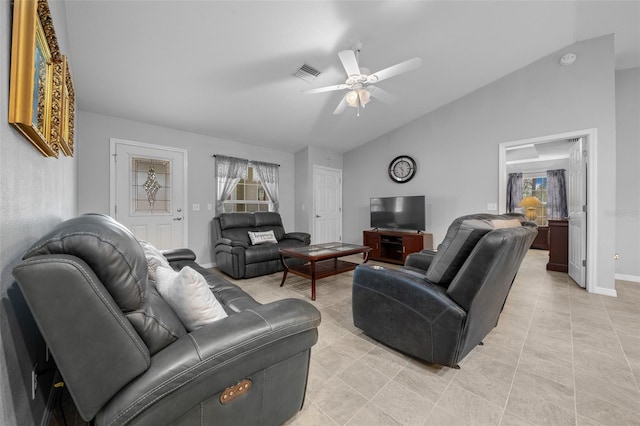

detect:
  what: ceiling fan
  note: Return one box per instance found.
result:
[303,45,422,115]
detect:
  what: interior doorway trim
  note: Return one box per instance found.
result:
[498,128,600,295]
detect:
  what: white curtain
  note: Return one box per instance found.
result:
[252,160,280,212]
[215,155,248,215]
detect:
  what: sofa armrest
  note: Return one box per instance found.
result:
[283,232,311,245]
[215,238,249,249]
[13,255,151,421]
[96,299,321,425]
[404,250,437,271]
[160,248,196,262]
[353,264,461,322]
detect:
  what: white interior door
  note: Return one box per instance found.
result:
[313,166,342,244]
[110,139,187,249]
[568,138,586,287]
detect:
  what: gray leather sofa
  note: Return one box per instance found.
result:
[13,214,321,425]
[212,212,311,279]
[352,213,536,368]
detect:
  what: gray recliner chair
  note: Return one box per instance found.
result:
[13,214,321,425]
[352,213,536,368]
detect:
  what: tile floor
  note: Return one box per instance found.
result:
[51,249,640,425]
[230,250,640,426]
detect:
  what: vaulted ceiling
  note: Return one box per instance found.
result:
[61,1,640,154]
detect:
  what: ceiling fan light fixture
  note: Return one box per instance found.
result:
[345,88,371,108]
[358,88,370,107]
[345,90,359,107]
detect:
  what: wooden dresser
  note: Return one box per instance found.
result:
[546,219,568,272]
[531,226,549,250]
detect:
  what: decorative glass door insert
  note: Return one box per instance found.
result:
[131,157,171,215]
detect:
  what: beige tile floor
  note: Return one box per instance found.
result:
[229,249,640,426]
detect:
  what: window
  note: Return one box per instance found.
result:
[522,176,547,225]
[222,166,270,212]
[131,157,171,215]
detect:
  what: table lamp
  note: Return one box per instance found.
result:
[519,196,542,221]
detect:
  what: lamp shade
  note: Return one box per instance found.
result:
[519,196,542,208]
[519,196,542,221]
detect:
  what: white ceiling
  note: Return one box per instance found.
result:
[60,1,640,154]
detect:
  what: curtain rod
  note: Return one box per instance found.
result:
[212,154,280,167]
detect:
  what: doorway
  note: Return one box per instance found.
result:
[110,138,188,249]
[312,165,342,244]
[498,129,597,293]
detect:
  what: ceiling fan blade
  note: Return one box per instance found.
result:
[367,57,422,84]
[302,84,349,95]
[367,86,397,104]
[333,96,347,115]
[338,50,361,76]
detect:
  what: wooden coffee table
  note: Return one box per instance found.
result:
[279,243,370,301]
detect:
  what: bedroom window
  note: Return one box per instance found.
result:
[223,166,270,212]
[522,176,548,225]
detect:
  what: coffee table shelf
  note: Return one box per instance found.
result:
[279,243,370,301]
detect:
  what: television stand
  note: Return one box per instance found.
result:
[363,230,433,265]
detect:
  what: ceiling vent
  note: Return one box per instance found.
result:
[293,64,321,83]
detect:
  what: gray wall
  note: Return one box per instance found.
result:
[77,111,296,266]
[344,35,618,294]
[0,1,78,424]
[615,68,640,279]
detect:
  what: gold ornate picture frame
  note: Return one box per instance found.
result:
[8,0,63,157]
[51,55,75,156]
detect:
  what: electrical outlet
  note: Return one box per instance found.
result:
[31,363,38,400]
[193,204,200,211]
[487,203,497,211]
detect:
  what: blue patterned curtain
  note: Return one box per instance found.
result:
[506,172,522,212]
[546,169,568,219]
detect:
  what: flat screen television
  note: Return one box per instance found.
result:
[370,195,426,232]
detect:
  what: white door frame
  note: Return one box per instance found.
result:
[312,165,343,243]
[498,128,598,294]
[109,138,189,246]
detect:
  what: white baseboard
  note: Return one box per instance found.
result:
[200,262,215,269]
[592,286,618,297]
[615,273,640,283]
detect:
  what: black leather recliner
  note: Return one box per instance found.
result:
[13,214,321,425]
[352,213,537,368]
[212,212,310,279]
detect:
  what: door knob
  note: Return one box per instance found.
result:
[316,215,321,218]
[173,217,183,221]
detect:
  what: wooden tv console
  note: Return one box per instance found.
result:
[363,230,433,265]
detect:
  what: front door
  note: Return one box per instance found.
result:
[313,166,342,244]
[110,138,187,249]
[567,138,586,287]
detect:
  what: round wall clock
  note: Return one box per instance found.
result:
[388,155,417,183]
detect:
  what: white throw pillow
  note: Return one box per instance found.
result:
[490,218,522,228]
[154,266,228,331]
[248,230,278,245]
[139,240,172,282]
